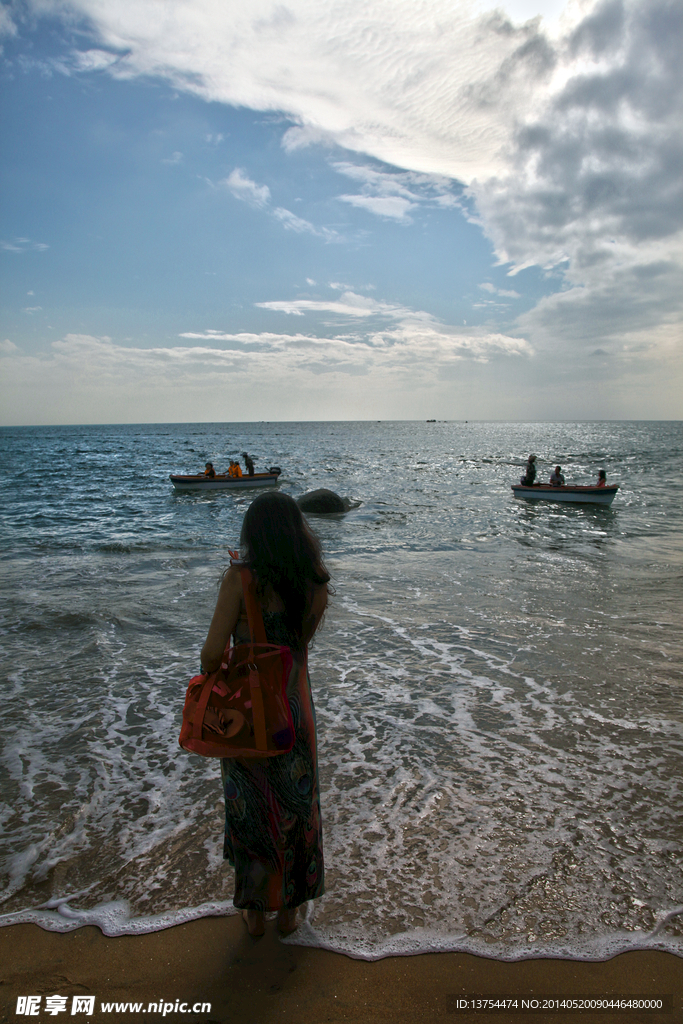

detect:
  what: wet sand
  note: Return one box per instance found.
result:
[0,919,679,1023]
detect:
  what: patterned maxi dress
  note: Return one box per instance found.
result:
[220,611,325,911]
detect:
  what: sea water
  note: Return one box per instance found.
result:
[0,420,681,961]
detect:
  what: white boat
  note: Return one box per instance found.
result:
[511,483,619,506]
[170,468,281,492]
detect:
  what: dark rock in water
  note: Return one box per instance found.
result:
[296,488,350,514]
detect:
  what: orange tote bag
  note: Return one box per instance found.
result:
[180,563,295,758]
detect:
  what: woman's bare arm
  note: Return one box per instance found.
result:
[200,566,243,672]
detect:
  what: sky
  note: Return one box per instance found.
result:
[0,0,681,424]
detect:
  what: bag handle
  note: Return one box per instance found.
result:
[228,548,267,646]
[240,570,268,646]
[228,549,270,752]
[193,673,216,740]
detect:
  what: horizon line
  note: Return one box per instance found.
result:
[2,418,682,429]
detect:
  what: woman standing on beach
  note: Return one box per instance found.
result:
[200,492,329,937]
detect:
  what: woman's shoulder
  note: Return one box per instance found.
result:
[219,563,244,596]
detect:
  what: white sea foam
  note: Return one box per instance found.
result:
[2,895,680,964]
[0,897,237,936]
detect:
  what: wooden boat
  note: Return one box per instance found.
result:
[511,483,618,506]
[170,468,281,492]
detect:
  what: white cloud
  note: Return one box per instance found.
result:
[433,193,461,209]
[272,207,310,231]
[332,162,423,199]
[369,323,532,362]
[332,160,458,221]
[178,321,531,364]
[517,252,683,354]
[162,150,183,164]
[273,207,337,240]
[1,238,49,253]
[479,282,521,298]
[222,169,338,238]
[338,194,416,222]
[21,47,122,76]
[0,6,17,37]
[71,48,121,72]
[40,0,563,179]
[223,168,271,208]
[251,289,533,362]
[281,124,338,154]
[255,291,417,319]
[4,323,681,423]
[0,327,530,427]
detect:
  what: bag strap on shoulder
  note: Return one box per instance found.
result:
[239,567,268,646]
[238,566,270,751]
[228,548,272,648]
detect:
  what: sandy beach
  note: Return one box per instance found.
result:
[0,919,679,1024]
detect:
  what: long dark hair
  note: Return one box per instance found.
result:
[240,491,330,645]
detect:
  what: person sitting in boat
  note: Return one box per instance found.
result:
[520,455,537,486]
[204,462,216,479]
[242,452,255,476]
[596,469,607,487]
[549,465,565,486]
[228,460,243,479]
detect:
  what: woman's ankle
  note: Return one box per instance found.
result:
[276,908,298,935]
[242,909,265,937]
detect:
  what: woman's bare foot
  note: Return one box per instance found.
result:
[276,908,298,936]
[242,909,265,937]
